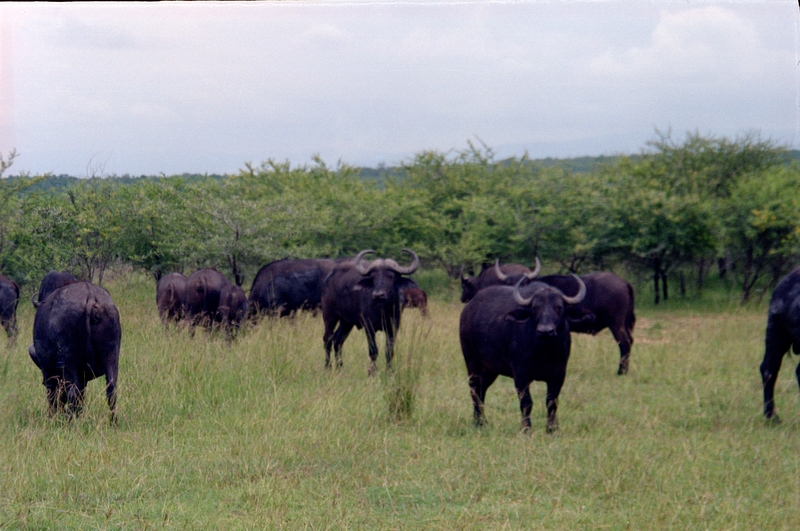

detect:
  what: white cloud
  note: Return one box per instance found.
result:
[298,23,353,49]
[590,6,784,83]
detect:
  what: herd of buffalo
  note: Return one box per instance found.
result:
[2,253,800,432]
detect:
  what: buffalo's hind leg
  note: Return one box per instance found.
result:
[323,316,339,369]
[611,325,632,375]
[6,314,17,347]
[332,322,354,370]
[106,364,119,425]
[468,370,498,427]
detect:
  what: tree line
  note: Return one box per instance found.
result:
[0,131,798,304]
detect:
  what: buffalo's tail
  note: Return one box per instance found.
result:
[167,283,180,318]
[625,283,636,344]
[197,279,211,326]
[85,292,101,372]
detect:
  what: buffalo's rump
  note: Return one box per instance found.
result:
[32,282,121,379]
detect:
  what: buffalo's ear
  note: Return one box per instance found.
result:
[504,308,531,323]
[769,299,785,316]
[28,345,41,369]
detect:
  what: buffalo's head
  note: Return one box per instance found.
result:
[506,275,586,337]
[460,275,479,303]
[353,249,420,301]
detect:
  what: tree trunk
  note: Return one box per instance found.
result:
[696,259,706,291]
[653,262,661,305]
[229,254,243,287]
[679,271,686,297]
[718,257,727,279]
[661,270,668,301]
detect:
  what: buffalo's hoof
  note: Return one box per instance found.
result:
[617,366,628,375]
[765,414,782,425]
[546,422,559,434]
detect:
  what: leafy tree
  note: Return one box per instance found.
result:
[724,165,800,302]
[592,156,717,304]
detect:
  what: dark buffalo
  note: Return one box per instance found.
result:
[219,284,248,341]
[460,276,586,433]
[538,272,636,375]
[460,259,541,303]
[184,268,231,330]
[248,258,337,318]
[760,266,800,422]
[28,281,121,421]
[321,249,419,375]
[0,273,19,345]
[32,270,78,308]
[398,278,428,317]
[156,272,188,326]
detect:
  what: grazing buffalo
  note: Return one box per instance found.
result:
[156,272,188,326]
[321,249,419,374]
[0,273,19,345]
[184,268,231,330]
[460,276,586,433]
[219,284,248,341]
[28,281,121,421]
[32,270,78,308]
[538,272,636,375]
[460,259,541,303]
[398,278,428,317]
[248,258,337,318]
[760,266,800,422]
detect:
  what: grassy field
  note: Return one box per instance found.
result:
[1,272,799,529]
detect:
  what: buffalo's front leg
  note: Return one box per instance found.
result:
[545,377,565,433]
[468,370,498,426]
[513,374,534,432]
[64,369,85,419]
[761,323,791,421]
[385,329,396,372]
[365,327,379,376]
[44,375,61,416]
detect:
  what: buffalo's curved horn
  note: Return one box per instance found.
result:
[524,257,542,280]
[512,277,533,306]
[460,265,468,280]
[31,293,41,308]
[353,249,376,275]
[561,274,587,305]
[494,259,509,282]
[389,249,419,275]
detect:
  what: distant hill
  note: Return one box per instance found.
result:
[6,151,799,192]
[6,173,227,195]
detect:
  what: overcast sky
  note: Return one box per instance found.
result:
[0,1,796,177]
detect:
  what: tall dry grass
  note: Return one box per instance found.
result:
[0,272,798,529]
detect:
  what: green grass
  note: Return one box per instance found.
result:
[1,272,799,529]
